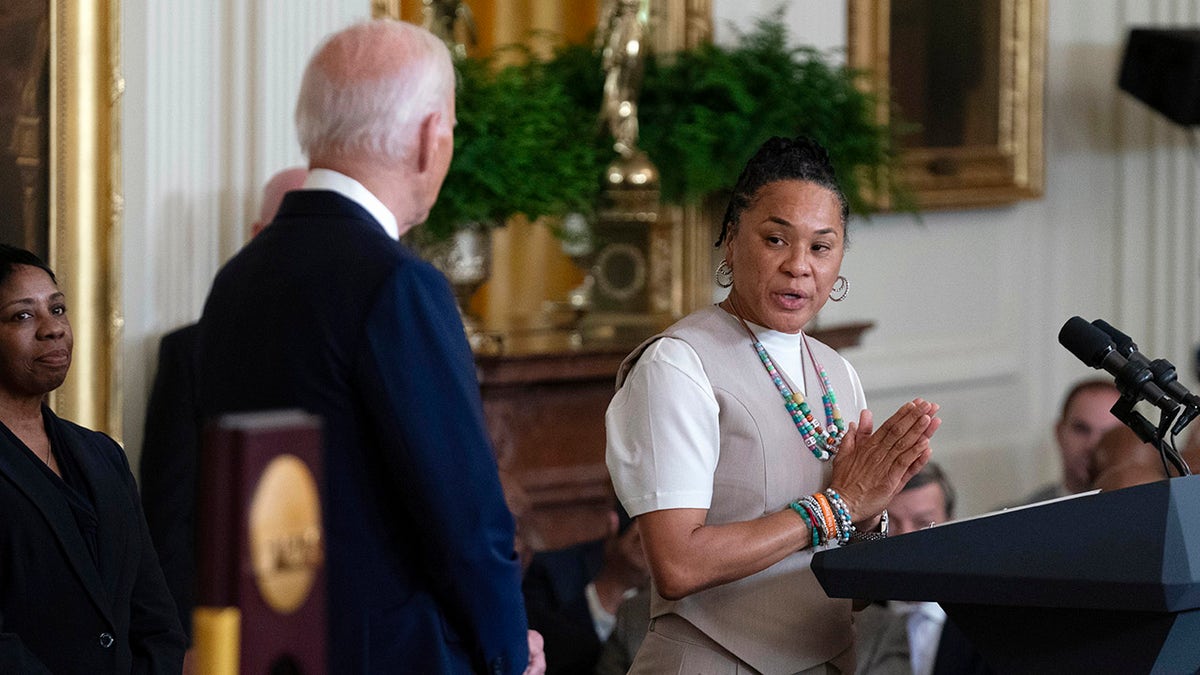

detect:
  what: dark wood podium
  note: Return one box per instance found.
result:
[812,475,1200,673]
[195,410,326,675]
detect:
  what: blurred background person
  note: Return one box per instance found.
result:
[522,506,649,675]
[0,244,185,673]
[138,166,307,669]
[855,462,956,675]
[594,573,652,675]
[195,20,541,674]
[607,136,940,673]
[1021,378,1120,504]
[1090,423,1200,492]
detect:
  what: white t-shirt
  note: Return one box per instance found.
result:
[606,323,865,518]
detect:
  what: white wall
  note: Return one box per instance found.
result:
[119,1,1200,517]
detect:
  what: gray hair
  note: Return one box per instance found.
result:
[295,20,454,165]
[901,461,956,519]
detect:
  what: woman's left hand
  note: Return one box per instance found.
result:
[828,398,941,527]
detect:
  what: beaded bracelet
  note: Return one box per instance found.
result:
[823,489,857,545]
[798,495,829,546]
[788,500,822,548]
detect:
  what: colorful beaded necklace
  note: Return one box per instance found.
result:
[725,301,846,461]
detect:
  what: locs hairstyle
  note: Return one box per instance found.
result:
[0,244,56,288]
[714,136,850,248]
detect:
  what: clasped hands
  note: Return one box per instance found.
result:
[828,398,941,530]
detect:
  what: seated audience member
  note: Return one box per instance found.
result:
[138,166,308,644]
[0,245,186,673]
[1091,423,1200,491]
[499,469,542,574]
[856,462,973,675]
[1090,424,1159,491]
[1022,378,1120,504]
[522,506,649,675]
[594,584,650,675]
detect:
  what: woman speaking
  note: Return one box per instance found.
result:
[0,245,185,673]
[607,137,941,673]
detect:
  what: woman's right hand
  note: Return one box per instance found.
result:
[828,398,941,527]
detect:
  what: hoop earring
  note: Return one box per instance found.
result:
[829,275,849,302]
[714,259,733,288]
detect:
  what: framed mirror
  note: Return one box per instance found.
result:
[848,0,1046,209]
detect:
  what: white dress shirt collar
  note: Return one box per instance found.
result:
[302,168,400,240]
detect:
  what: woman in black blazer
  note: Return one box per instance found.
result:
[0,244,185,673]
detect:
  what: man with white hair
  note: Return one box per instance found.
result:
[196,20,543,674]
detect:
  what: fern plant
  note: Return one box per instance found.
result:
[422,10,909,243]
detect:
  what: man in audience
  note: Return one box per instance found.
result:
[522,506,648,675]
[855,462,959,675]
[139,165,307,645]
[594,575,651,675]
[1023,378,1120,503]
[1091,423,1200,491]
[195,20,542,674]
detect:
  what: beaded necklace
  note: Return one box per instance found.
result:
[725,301,846,460]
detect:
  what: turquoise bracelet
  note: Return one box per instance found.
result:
[789,500,821,548]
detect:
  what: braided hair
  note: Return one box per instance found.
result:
[714,136,849,248]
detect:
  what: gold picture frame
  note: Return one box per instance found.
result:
[848,0,1045,210]
[48,0,122,436]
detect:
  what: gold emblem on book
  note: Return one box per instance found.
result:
[248,454,324,614]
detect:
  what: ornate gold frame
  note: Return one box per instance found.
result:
[47,0,122,437]
[848,0,1045,209]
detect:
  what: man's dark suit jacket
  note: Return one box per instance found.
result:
[522,539,606,675]
[0,406,186,673]
[196,190,529,674]
[139,322,201,638]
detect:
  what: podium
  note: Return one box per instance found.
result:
[812,476,1200,673]
[195,410,327,675]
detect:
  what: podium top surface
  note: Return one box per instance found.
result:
[812,475,1200,612]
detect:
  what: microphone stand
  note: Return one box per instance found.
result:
[1109,396,1192,478]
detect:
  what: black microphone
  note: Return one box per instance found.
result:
[1058,316,1181,415]
[1090,318,1200,409]
[1090,319,1137,357]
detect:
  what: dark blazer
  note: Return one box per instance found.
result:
[197,190,529,675]
[522,539,606,675]
[0,407,186,673]
[138,322,201,637]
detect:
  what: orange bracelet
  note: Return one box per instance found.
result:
[813,492,838,539]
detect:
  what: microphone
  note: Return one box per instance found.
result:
[1090,319,1137,357]
[1058,316,1181,415]
[1089,318,1200,409]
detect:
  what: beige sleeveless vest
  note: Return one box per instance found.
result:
[616,306,861,673]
